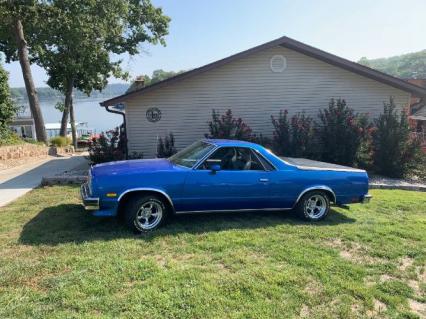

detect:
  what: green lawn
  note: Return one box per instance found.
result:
[0,186,425,319]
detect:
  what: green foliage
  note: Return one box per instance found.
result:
[0,133,24,147]
[271,110,290,156]
[0,1,42,63]
[372,98,423,178]
[157,133,177,158]
[49,136,71,147]
[54,101,65,113]
[317,98,370,166]
[289,112,316,158]
[359,50,426,79]
[205,109,254,141]
[37,0,170,96]
[0,63,18,142]
[88,126,127,164]
[271,111,316,158]
[145,69,186,86]
[126,70,185,93]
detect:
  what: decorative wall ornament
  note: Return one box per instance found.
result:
[146,107,162,122]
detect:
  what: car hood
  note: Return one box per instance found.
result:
[91,158,177,177]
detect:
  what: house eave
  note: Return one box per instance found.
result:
[100,36,426,107]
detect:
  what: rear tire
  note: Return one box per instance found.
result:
[296,190,330,221]
[124,195,168,232]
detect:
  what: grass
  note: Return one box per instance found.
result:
[0,186,425,318]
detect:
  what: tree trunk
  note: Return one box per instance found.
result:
[69,101,78,150]
[59,79,73,137]
[13,18,47,143]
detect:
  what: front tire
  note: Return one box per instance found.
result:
[296,190,330,221]
[125,195,168,232]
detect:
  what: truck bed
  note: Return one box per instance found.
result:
[280,157,365,172]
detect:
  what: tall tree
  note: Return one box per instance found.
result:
[38,0,170,148]
[0,61,18,141]
[0,0,47,143]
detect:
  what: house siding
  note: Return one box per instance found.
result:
[124,46,410,158]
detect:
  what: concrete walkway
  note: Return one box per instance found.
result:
[0,155,88,207]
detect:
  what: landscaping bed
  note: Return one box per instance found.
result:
[0,186,425,318]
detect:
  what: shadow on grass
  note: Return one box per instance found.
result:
[19,204,356,246]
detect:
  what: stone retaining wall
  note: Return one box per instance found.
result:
[0,144,50,161]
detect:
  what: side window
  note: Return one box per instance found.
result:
[254,151,275,171]
[199,147,265,171]
[199,147,234,170]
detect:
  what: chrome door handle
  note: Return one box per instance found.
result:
[259,178,269,182]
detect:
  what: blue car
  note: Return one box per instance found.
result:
[81,139,371,232]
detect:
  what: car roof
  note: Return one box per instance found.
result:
[203,139,261,149]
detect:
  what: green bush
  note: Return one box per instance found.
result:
[88,126,127,164]
[157,132,177,158]
[50,136,72,147]
[372,98,423,178]
[317,98,370,166]
[271,110,290,156]
[271,111,316,158]
[289,112,316,158]
[0,63,18,142]
[205,109,254,141]
[0,133,23,146]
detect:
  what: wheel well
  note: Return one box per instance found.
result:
[117,190,175,219]
[296,188,336,205]
[320,189,335,203]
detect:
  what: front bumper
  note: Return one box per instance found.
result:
[361,194,372,204]
[80,183,100,210]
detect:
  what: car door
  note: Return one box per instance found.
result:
[179,147,272,212]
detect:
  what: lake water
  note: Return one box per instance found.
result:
[20,97,123,133]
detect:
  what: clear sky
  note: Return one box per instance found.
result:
[4,0,426,88]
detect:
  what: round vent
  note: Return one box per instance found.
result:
[270,55,287,73]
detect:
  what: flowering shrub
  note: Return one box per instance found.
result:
[205,109,254,141]
[271,111,316,157]
[317,98,370,166]
[157,132,177,158]
[88,126,127,164]
[372,98,422,177]
[271,110,290,156]
[289,112,316,158]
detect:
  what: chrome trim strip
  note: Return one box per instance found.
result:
[117,187,175,211]
[295,166,365,173]
[175,207,292,214]
[294,186,336,205]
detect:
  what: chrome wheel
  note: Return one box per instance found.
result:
[135,200,163,230]
[304,194,327,219]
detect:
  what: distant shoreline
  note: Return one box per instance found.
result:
[10,83,129,103]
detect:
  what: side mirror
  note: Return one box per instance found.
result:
[211,164,221,173]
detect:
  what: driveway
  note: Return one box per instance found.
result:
[0,155,88,207]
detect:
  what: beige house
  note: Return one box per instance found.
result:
[101,36,426,158]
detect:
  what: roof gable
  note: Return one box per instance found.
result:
[101,36,426,106]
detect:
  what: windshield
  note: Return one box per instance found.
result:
[169,141,215,168]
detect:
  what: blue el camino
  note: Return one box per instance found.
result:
[81,139,371,232]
